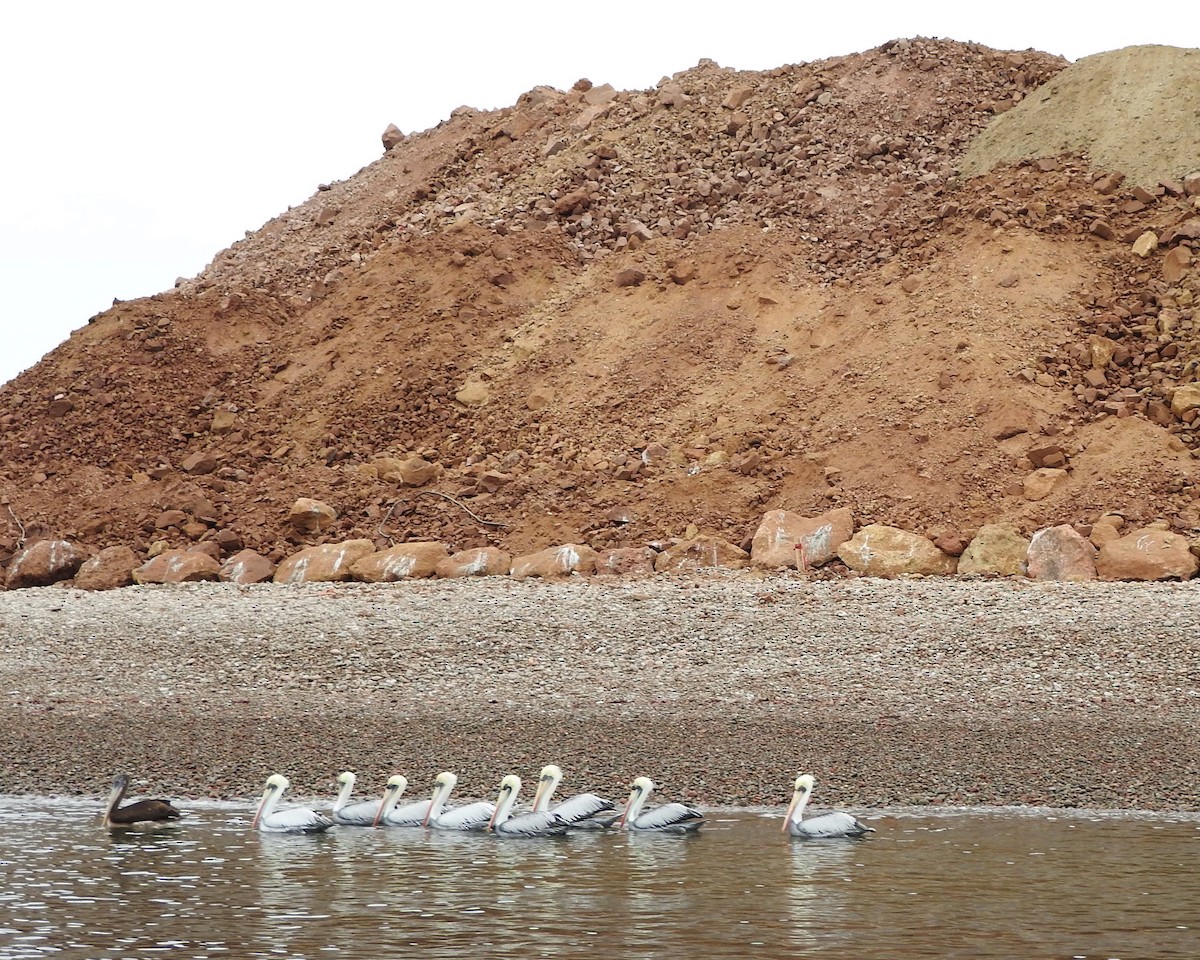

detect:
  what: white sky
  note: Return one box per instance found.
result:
[2,1,1195,387]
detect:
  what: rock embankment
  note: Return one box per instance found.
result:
[1,576,1197,812]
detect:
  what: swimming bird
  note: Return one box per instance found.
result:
[424,771,495,831]
[331,771,403,826]
[374,771,449,827]
[783,774,874,839]
[488,774,570,836]
[251,774,334,833]
[615,776,703,833]
[531,763,616,828]
[103,774,182,828]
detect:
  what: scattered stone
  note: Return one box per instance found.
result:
[1026,525,1097,581]
[4,539,85,589]
[957,524,1030,577]
[836,524,957,577]
[382,123,406,151]
[1023,468,1068,501]
[1096,528,1198,581]
[351,542,450,581]
[370,456,443,487]
[288,498,338,534]
[180,452,218,475]
[75,545,140,591]
[273,539,377,584]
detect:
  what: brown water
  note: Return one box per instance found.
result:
[0,798,1197,959]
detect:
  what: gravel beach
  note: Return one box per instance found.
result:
[1,574,1198,812]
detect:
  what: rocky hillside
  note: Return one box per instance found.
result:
[2,38,1199,579]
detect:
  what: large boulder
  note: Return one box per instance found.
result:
[511,543,600,579]
[288,498,338,535]
[836,524,957,577]
[654,535,750,573]
[219,549,277,585]
[1096,527,1197,581]
[595,546,658,576]
[5,539,86,589]
[750,507,854,569]
[133,549,222,584]
[1026,525,1097,581]
[435,547,513,578]
[351,542,450,581]
[957,524,1030,577]
[274,539,376,584]
[75,545,140,591]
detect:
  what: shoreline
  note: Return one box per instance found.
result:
[2,576,1198,812]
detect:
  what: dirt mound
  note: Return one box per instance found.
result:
[2,38,1199,574]
[960,45,1200,187]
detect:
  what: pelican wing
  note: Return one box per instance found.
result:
[494,811,570,837]
[632,801,704,832]
[381,798,433,827]
[431,801,495,831]
[791,811,873,839]
[263,806,334,834]
[552,793,615,825]
[333,799,381,826]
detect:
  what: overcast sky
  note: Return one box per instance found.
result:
[2,1,1195,387]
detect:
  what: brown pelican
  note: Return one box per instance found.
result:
[616,776,703,833]
[531,764,616,828]
[374,771,448,827]
[783,774,874,839]
[488,774,569,836]
[424,771,495,831]
[251,774,334,833]
[103,774,182,828]
[332,771,404,826]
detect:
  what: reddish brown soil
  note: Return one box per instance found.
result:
[2,38,1199,571]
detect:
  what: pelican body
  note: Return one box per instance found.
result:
[616,776,703,833]
[252,774,334,833]
[783,774,873,839]
[489,775,570,837]
[423,772,495,831]
[531,764,616,828]
[331,771,401,826]
[103,774,182,828]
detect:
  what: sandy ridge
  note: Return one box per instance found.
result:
[1,576,1198,812]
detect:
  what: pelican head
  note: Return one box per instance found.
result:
[338,771,355,787]
[783,773,816,832]
[422,771,459,826]
[252,774,289,829]
[488,774,523,831]
[532,764,564,812]
[384,774,407,793]
[616,776,654,829]
[372,775,409,825]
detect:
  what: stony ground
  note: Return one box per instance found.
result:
[2,575,1197,813]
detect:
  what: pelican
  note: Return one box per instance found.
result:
[374,771,449,827]
[103,774,182,828]
[783,774,874,839]
[616,776,703,833]
[488,774,569,836]
[423,771,495,831]
[331,771,404,826]
[531,764,616,828]
[251,774,334,833]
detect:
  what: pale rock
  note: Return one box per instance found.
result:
[456,380,490,405]
[133,549,222,584]
[1026,525,1097,581]
[4,539,85,589]
[595,546,658,576]
[1169,382,1200,418]
[288,497,338,534]
[750,507,854,569]
[1131,230,1159,257]
[373,456,443,486]
[511,543,600,579]
[435,547,512,578]
[836,524,957,577]
[219,549,277,585]
[1096,528,1197,581]
[957,524,1029,577]
[210,409,238,433]
[653,535,750,573]
[382,123,405,151]
[180,452,218,475]
[75,545,139,591]
[351,542,450,581]
[273,539,377,584]
[1023,468,1068,501]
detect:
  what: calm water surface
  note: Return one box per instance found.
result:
[0,798,1196,960]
